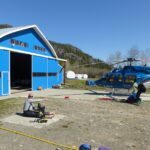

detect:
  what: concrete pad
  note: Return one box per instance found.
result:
[1,114,64,129]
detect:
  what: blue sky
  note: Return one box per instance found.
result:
[1,0,150,61]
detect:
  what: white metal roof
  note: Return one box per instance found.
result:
[0,25,66,61]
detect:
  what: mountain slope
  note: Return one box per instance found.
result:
[50,41,110,67]
[50,41,111,77]
[0,24,13,29]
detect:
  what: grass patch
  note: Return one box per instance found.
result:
[63,79,107,91]
[0,98,24,117]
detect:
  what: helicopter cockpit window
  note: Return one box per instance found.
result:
[117,74,123,82]
[124,66,134,72]
[108,74,115,82]
[125,75,136,84]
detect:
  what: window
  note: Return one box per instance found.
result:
[34,45,46,52]
[10,39,28,48]
[48,73,57,76]
[117,74,123,82]
[125,75,136,83]
[32,72,47,77]
[32,72,57,77]
[107,74,115,82]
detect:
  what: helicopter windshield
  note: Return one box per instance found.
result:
[144,67,150,74]
[123,66,133,72]
[133,66,150,74]
[111,67,121,73]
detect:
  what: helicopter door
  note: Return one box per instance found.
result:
[116,74,123,88]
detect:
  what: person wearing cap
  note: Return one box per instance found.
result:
[23,93,55,118]
[23,93,45,118]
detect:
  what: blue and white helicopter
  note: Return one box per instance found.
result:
[86,58,150,90]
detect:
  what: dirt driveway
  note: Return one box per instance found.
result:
[0,89,150,150]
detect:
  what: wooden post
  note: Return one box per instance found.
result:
[63,61,66,84]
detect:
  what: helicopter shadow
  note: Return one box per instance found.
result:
[84,89,130,97]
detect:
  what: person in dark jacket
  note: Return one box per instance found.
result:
[126,83,146,104]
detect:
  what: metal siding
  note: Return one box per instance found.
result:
[55,61,59,85]
[48,59,59,87]
[57,64,60,84]
[2,72,9,95]
[0,50,9,95]
[0,50,9,71]
[0,29,54,57]
[32,56,48,90]
[0,74,1,96]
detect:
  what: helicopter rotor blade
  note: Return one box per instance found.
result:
[112,59,127,65]
[133,58,141,61]
[112,58,142,65]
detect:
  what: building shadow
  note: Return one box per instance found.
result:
[16,112,25,117]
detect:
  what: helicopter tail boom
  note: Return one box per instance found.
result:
[86,80,97,86]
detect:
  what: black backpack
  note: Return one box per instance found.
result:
[138,83,146,93]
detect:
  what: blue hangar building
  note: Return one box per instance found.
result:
[0,25,66,96]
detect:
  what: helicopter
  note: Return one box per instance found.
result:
[86,58,150,90]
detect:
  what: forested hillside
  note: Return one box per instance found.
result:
[0,24,13,29]
[50,41,111,77]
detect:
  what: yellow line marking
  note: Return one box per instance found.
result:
[0,126,78,150]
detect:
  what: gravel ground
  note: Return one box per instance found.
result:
[0,89,150,150]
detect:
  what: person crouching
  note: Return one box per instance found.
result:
[126,83,146,104]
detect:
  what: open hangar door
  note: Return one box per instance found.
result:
[10,52,31,92]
